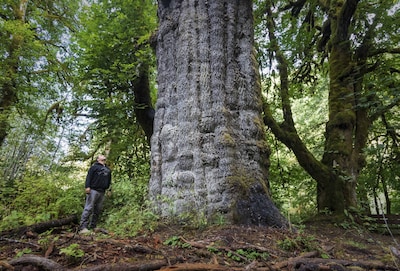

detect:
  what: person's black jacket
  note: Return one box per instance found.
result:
[85,162,111,192]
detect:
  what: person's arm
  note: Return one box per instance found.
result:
[85,166,93,193]
[105,170,112,196]
[106,167,112,190]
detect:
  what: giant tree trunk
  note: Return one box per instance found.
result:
[149,0,287,227]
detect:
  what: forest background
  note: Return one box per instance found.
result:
[0,0,399,236]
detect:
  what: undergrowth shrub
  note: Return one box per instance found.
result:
[101,176,158,236]
[0,173,82,231]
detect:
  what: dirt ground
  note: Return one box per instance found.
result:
[1,221,400,270]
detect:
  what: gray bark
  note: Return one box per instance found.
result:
[149,0,287,227]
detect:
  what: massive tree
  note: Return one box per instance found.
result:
[259,0,400,215]
[149,0,286,227]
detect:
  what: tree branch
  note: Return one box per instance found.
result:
[262,2,332,184]
[368,47,400,57]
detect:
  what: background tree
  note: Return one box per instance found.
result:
[0,0,158,234]
[0,0,78,147]
[66,0,158,234]
[149,0,287,227]
[71,0,157,166]
[256,0,400,216]
[0,0,80,196]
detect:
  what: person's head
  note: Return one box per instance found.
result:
[97,155,107,165]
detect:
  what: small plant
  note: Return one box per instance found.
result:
[163,236,191,248]
[227,250,242,261]
[60,243,84,263]
[237,249,269,261]
[16,248,32,258]
[278,235,317,252]
[227,249,269,262]
[207,246,221,254]
[213,213,226,226]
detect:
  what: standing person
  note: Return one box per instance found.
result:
[79,154,111,234]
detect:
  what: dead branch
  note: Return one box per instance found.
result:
[0,237,40,249]
[0,261,14,270]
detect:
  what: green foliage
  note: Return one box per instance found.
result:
[358,116,400,214]
[265,70,329,222]
[0,170,83,231]
[1,211,27,230]
[0,0,79,147]
[101,174,158,236]
[60,243,85,262]
[103,200,158,236]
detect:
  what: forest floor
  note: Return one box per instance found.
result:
[1,220,400,271]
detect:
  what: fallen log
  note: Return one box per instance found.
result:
[0,214,78,238]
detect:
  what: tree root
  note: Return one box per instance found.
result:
[272,252,397,271]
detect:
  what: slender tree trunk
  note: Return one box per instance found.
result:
[382,178,391,214]
[0,40,19,147]
[0,1,27,147]
[319,0,361,214]
[149,0,287,227]
[261,0,382,217]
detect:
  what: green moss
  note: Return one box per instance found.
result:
[331,110,356,128]
[226,175,250,198]
[253,116,264,131]
[221,132,236,146]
